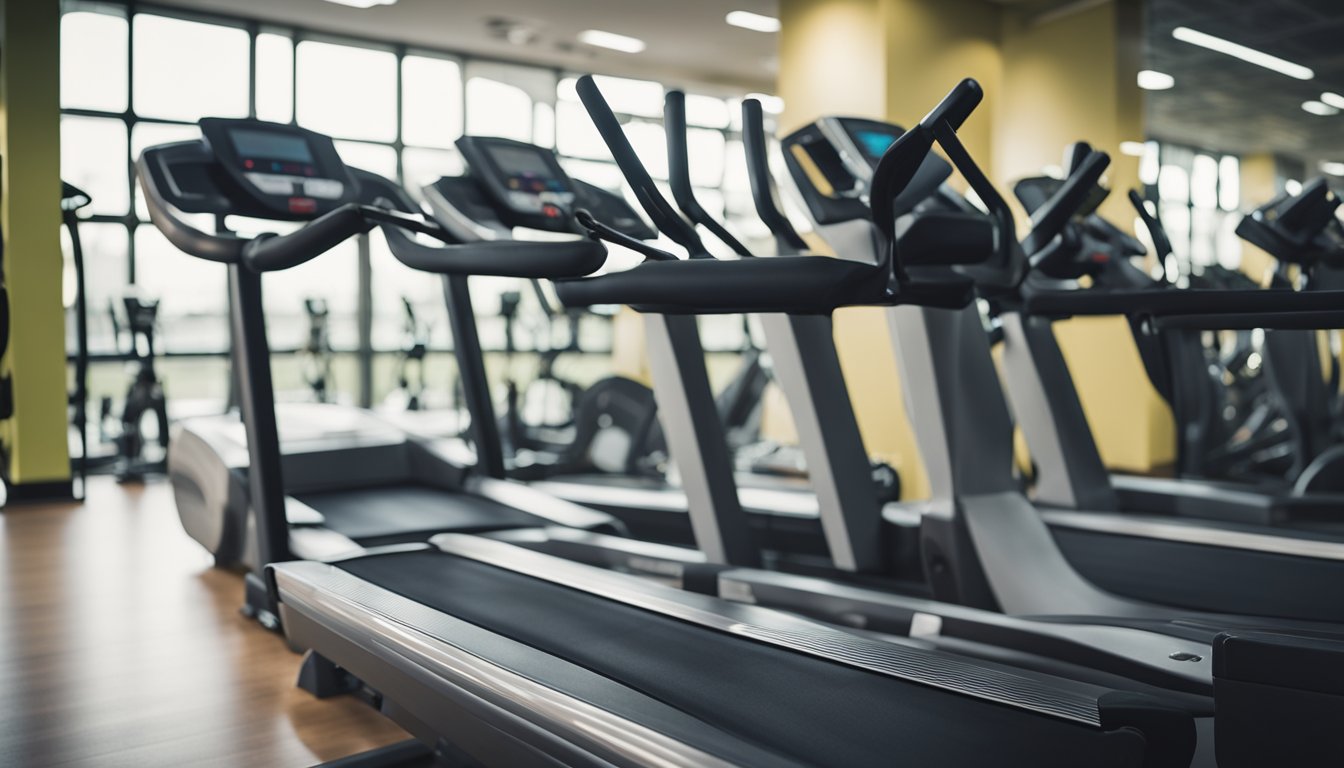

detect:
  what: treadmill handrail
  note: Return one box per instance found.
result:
[379,220,609,278]
[741,97,811,254]
[137,152,374,272]
[1025,285,1344,319]
[576,76,708,257]
[665,90,753,257]
[1022,151,1112,261]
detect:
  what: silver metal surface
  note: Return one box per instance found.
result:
[274,562,744,768]
[757,312,883,572]
[1042,508,1344,561]
[430,533,1107,725]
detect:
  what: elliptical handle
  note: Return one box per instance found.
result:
[1022,150,1110,259]
[742,98,810,254]
[919,78,984,133]
[575,75,708,257]
[665,90,753,257]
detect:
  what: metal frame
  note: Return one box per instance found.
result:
[61,0,755,407]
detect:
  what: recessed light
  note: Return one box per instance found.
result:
[1119,141,1146,157]
[746,93,785,114]
[726,10,781,33]
[578,29,646,54]
[1137,70,1174,90]
[1322,162,1344,176]
[321,0,396,7]
[1302,100,1339,116]
[1321,92,1344,110]
[1172,26,1313,80]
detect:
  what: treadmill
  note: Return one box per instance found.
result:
[251,78,1343,768]
[1005,157,1344,528]
[773,98,1344,627]
[420,133,876,563]
[138,118,619,624]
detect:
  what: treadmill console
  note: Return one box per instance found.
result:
[783,117,952,226]
[425,136,655,243]
[198,118,356,219]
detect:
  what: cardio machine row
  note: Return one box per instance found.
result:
[139,75,1344,767]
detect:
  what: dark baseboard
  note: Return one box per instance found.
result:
[3,478,76,506]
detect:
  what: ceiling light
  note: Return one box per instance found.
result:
[1322,162,1344,176]
[1172,26,1313,80]
[746,93,785,114]
[1136,70,1174,90]
[726,10,781,32]
[321,0,396,7]
[1119,141,1146,157]
[1302,100,1339,116]
[578,29,646,53]
[1321,92,1344,110]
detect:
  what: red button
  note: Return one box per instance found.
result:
[289,197,318,214]
[542,204,561,218]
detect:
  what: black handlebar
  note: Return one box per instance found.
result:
[575,75,706,257]
[665,91,752,257]
[242,204,374,272]
[380,219,609,278]
[1022,150,1110,259]
[1128,189,1173,264]
[742,98,810,254]
[919,78,983,133]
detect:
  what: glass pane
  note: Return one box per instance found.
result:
[61,11,128,112]
[262,239,360,352]
[131,122,203,220]
[465,77,532,142]
[1190,208,1218,265]
[1158,164,1190,205]
[61,116,128,217]
[371,231,449,351]
[625,121,668,180]
[132,14,249,121]
[684,94,731,129]
[1217,214,1243,270]
[334,141,399,180]
[534,102,556,148]
[61,223,129,354]
[133,226,229,353]
[402,56,463,148]
[591,75,663,118]
[296,41,398,142]
[403,147,464,201]
[556,100,608,160]
[1218,156,1240,212]
[1190,154,1218,210]
[559,158,625,190]
[256,33,294,124]
[687,128,726,187]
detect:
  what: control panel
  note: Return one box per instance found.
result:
[456,136,578,232]
[198,118,356,219]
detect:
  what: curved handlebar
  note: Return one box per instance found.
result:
[380,220,609,278]
[742,98,810,254]
[919,78,983,132]
[136,155,249,265]
[1064,142,1093,176]
[1127,189,1173,262]
[242,204,373,272]
[1022,150,1110,258]
[665,91,752,257]
[576,75,708,257]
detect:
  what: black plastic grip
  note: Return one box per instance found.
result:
[136,154,247,264]
[575,75,707,256]
[241,203,372,273]
[665,90,751,256]
[1022,151,1110,257]
[919,78,984,132]
[1128,189,1173,261]
[1064,142,1093,176]
[380,220,609,278]
[742,98,810,253]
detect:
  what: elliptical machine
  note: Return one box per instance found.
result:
[104,292,169,481]
[298,297,334,404]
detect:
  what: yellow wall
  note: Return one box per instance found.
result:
[0,0,70,487]
[779,0,1179,486]
[1238,152,1279,285]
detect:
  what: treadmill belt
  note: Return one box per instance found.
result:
[297,485,541,545]
[337,550,1153,768]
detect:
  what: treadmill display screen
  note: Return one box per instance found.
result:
[486,144,567,194]
[851,128,899,165]
[230,129,317,176]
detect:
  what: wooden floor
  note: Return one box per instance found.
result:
[0,477,410,767]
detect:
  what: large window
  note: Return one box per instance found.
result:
[60,1,775,414]
[1140,142,1242,280]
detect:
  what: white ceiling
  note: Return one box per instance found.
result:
[157,0,781,93]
